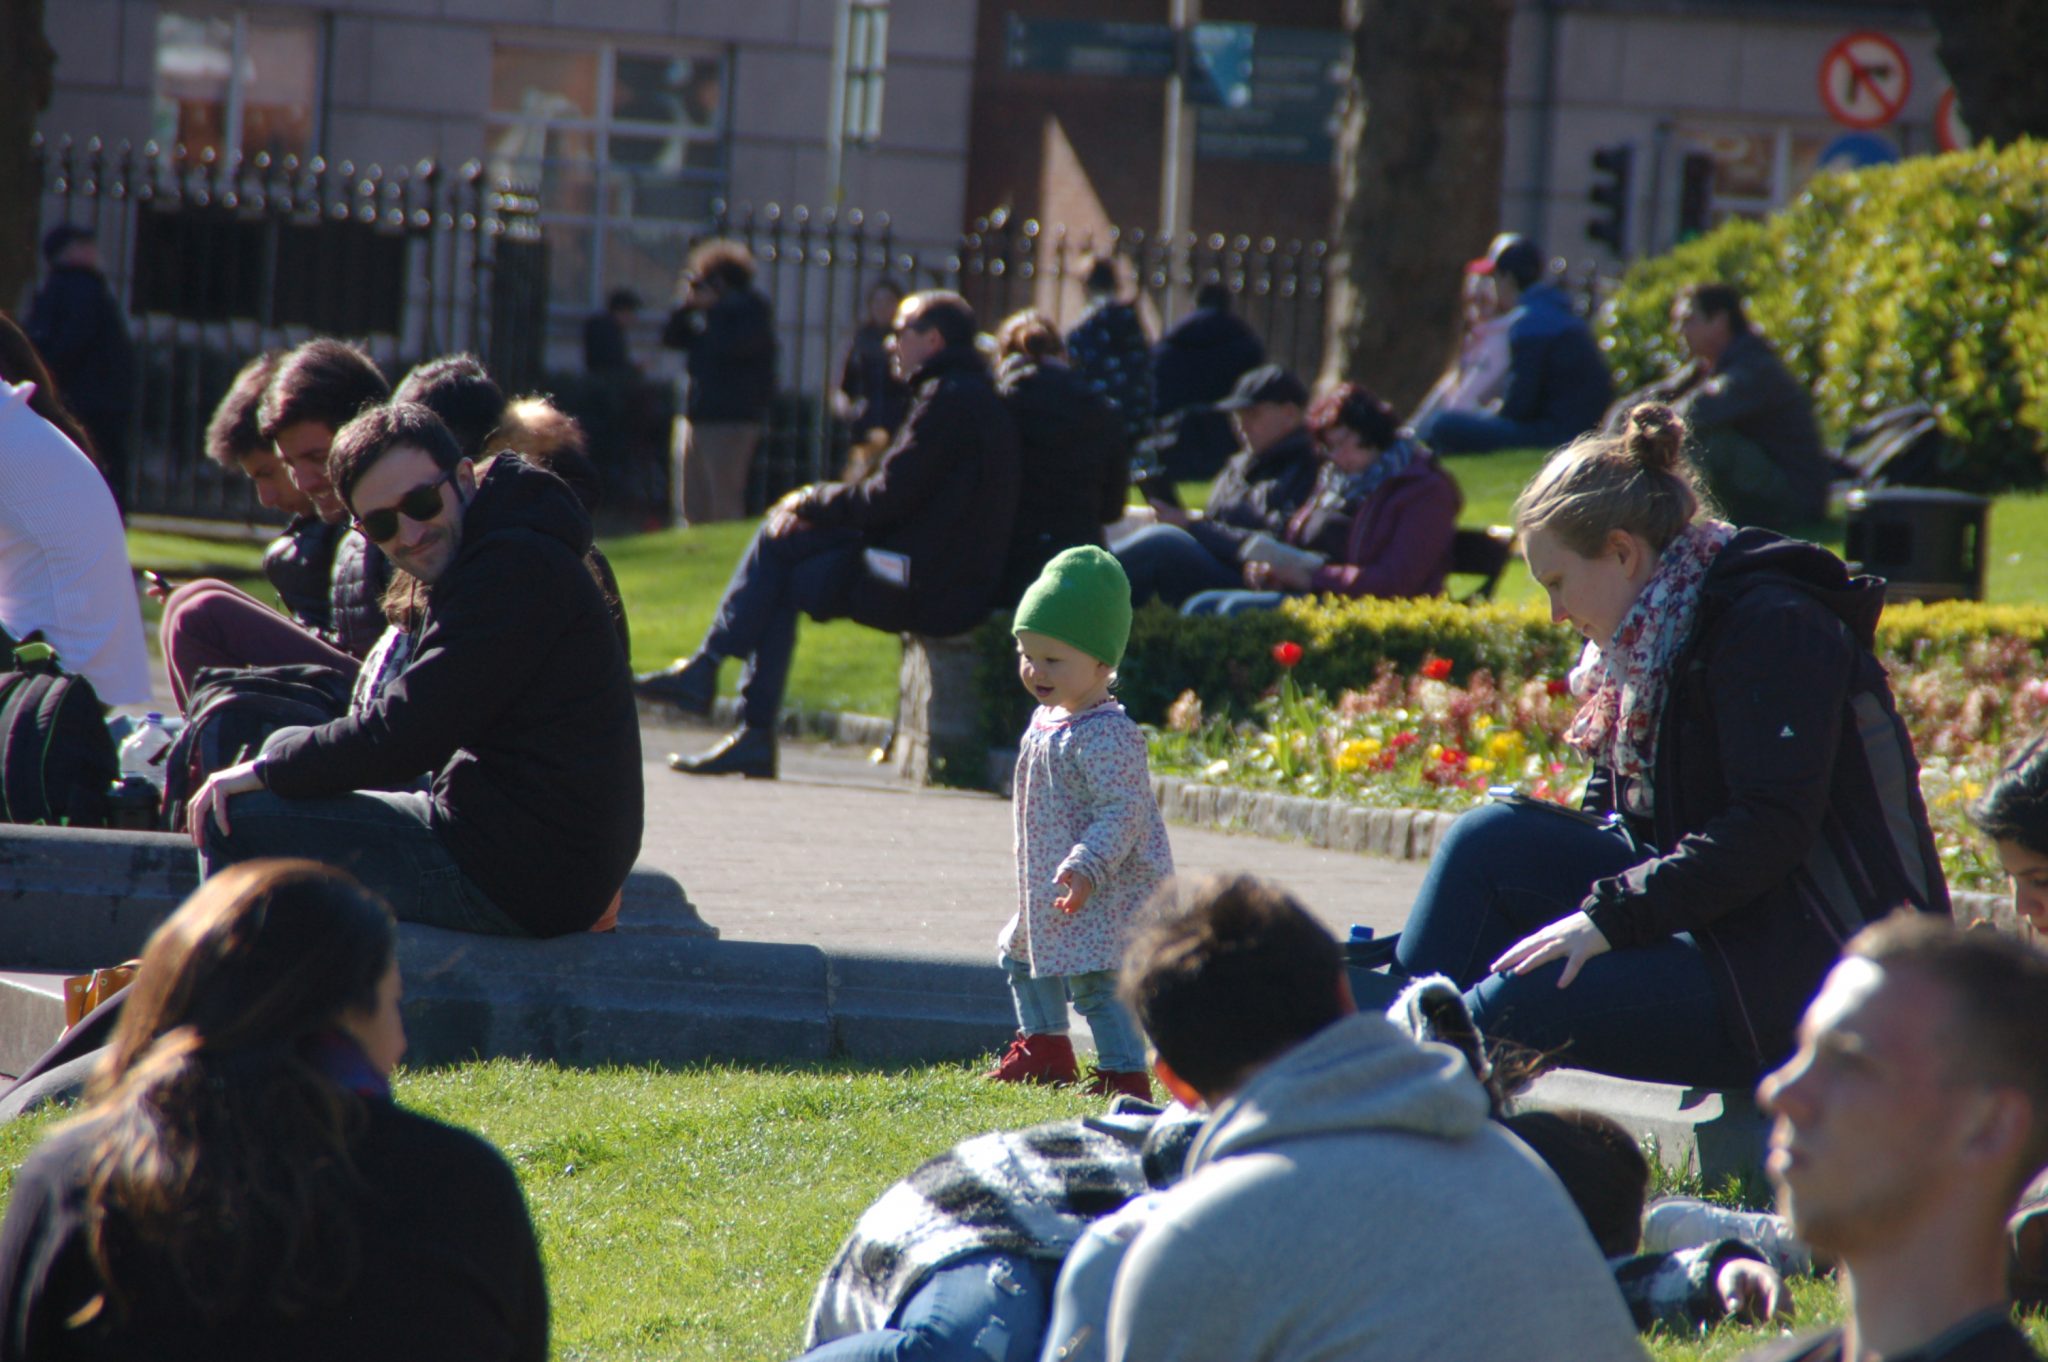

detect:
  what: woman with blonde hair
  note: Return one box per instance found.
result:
[1390,404,1946,1089]
[0,860,547,1360]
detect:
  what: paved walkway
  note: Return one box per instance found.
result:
[637,714,1429,958]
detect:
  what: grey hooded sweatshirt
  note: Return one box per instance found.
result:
[1107,1012,1646,1362]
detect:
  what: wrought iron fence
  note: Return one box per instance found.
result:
[30,134,547,520]
[668,200,1332,514]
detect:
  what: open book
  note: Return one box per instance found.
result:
[1236,532,1327,576]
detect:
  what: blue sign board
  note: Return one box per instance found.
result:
[1817,131,1902,172]
[1194,26,1350,165]
[1002,16,1176,80]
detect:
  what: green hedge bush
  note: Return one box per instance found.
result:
[972,595,2048,732]
[1599,138,2048,493]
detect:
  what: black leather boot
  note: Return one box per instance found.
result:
[668,725,776,779]
[634,654,719,716]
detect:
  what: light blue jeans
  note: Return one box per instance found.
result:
[799,1252,1056,1362]
[1002,956,1148,1073]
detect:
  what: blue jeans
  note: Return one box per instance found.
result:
[702,521,859,729]
[1181,589,1288,618]
[200,787,529,935]
[1414,408,1576,455]
[1002,956,1148,1073]
[800,1252,1055,1362]
[1113,524,1239,608]
[1395,800,1755,1089]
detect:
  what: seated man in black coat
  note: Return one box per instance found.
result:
[638,291,1022,779]
[187,400,643,938]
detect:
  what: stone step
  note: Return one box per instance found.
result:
[0,825,713,973]
[1520,1067,1767,1189]
[0,972,69,1079]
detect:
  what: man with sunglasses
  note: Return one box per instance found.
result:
[186,400,643,938]
[639,290,1019,779]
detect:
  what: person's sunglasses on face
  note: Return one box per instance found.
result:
[354,473,453,543]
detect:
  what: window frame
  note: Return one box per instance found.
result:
[151,2,327,165]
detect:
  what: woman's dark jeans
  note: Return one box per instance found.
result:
[1395,800,1758,1091]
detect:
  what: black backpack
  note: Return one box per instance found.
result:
[0,643,120,829]
[161,664,353,833]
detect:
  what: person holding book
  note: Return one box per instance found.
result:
[1182,383,1460,616]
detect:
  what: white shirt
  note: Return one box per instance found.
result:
[0,381,151,704]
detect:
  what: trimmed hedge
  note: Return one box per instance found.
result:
[972,595,2048,732]
[1599,139,2048,493]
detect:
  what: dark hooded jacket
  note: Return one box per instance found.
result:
[997,355,1129,604]
[662,285,777,424]
[263,458,644,936]
[1581,530,1949,1075]
[263,514,344,634]
[803,344,1021,637]
[1151,306,1264,416]
[1186,424,1321,564]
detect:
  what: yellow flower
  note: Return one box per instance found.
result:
[1487,731,1527,761]
[1472,714,1495,734]
[1465,755,1497,775]
[1334,737,1383,774]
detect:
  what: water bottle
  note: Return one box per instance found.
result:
[118,712,174,790]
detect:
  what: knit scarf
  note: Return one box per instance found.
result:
[1564,520,1735,784]
[1330,435,1420,508]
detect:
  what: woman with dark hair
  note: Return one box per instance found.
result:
[1390,404,1946,1091]
[1976,734,2048,933]
[993,308,1130,603]
[1181,383,1461,615]
[0,860,548,1361]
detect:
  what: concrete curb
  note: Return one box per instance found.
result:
[1150,774,1463,862]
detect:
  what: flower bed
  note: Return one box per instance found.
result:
[1148,638,2048,892]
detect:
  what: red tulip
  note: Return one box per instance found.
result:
[1272,641,1303,669]
[1422,657,1453,681]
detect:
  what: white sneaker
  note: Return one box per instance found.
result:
[1641,1196,1814,1276]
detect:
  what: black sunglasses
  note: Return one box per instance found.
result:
[354,473,453,543]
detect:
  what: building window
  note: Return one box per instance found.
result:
[152,5,323,163]
[486,42,730,319]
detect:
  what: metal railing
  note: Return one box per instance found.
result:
[641,200,1333,516]
[30,134,547,520]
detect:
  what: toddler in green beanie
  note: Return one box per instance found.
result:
[991,547,1174,1100]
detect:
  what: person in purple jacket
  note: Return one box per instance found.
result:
[1181,384,1461,616]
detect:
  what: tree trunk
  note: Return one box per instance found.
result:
[0,0,54,315]
[1323,0,1514,412]
[1929,0,2048,145]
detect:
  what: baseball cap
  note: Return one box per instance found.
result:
[1474,233,1543,289]
[1216,363,1310,411]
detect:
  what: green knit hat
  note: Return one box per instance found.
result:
[1013,546,1134,667]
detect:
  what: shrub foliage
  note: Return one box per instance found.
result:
[1599,139,2048,492]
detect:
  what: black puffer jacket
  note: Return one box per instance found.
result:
[997,355,1129,604]
[1066,300,1154,454]
[265,459,643,936]
[326,531,393,661]
[1582,530,1949,1075]
[802,346,1021,637]
[264,515,344,633]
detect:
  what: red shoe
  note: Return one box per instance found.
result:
[986,1032,1079,1086]
[1082,1069,1153,1101]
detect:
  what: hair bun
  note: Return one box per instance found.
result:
[1622,403,1686,472]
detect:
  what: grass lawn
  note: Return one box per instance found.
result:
[127,465,2048,720]
[8,1055,2045,1361]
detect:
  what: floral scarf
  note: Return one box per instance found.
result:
[1564,519,1736,784]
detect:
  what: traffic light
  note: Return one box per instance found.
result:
[1586,143,1633,253]
[1677,151,1716,240]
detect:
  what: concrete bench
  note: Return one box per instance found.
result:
[893,632,999,789]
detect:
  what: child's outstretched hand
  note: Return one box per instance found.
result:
[1054,870,1094,915]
